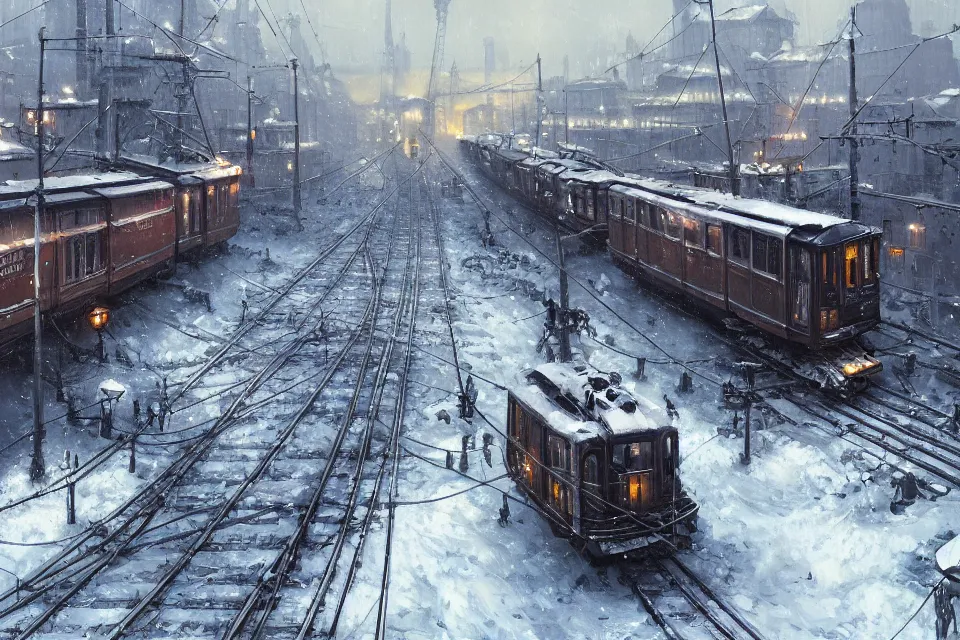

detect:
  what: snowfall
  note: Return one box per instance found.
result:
[0,142,956,640]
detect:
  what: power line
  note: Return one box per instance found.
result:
[770,21,849,161]
[840,24,960,136]
[298,0,326,62]
[606,1,701,73]
[0,0,52,30]
[257,0,296,60]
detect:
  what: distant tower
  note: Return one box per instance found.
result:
[381,0,395,105]
[563,55,570,85]
[484,37,495,85]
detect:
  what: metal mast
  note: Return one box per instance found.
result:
[847,6,862,221]
[707,0,740,196]
[426,0,452,135]
[383,0,395,101]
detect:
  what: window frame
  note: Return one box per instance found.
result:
[683,217,702,249]
[706,224,722,256]
[729,227,751,267]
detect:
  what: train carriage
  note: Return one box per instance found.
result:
[0,197,51,345]
[507,362,699,559]
[459,135,883,391]
[0,162,242,352]
[90,181,177,292]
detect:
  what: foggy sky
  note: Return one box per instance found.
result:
[274,0,960,78]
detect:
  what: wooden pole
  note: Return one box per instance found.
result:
[555,228,572,362]
[292,58,302,216]
[31,29,47,482]
[707,0,739,197]
[848,6,862,221]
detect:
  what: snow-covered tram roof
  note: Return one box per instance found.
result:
[0,171,145,197]
[511,362,671,443]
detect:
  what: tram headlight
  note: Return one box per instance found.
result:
[842,358,878,377]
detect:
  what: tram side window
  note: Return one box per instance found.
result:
[548,435,570,472]
[663,210,681,240]
[729,227,750,266]
[791,247,811,328]
[586,190,595,221]
[752,233,783,279]
[625,199,635,223]
[706,224,722,255]
[864,238,878,283]
[683,218,702,248]
[662,434,676,487]
[64,232,102,283]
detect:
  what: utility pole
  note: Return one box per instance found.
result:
[707,0,739,197]
[246,76,255,188]
[178,0,186,40]
[555,229,572,363]
[564,88,569,144]
[75,0,88,96]
[291,58,302,216]
[96,0,115,158]
[847,5,862,221]
[535,54,543,152]
[31,28,47,482]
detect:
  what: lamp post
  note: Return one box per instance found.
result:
[87,306,110,362]
[97,379,125,439]
[246,75,255,188]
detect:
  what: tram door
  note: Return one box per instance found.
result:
[623,197,637,258]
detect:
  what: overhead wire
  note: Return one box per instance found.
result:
[422,136,723,390]
[0,0,53,30]
[605,0,700,73]
[840,24,960,136]
[771,21,849,160]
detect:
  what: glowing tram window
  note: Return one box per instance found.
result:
[844,244,859,289]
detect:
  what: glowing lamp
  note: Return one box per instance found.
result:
[843,363,860,376]
[88,306,110,331]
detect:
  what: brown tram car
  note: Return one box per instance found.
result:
[459,136,882,390]
[0,164,242,350]
[507,362,699,559]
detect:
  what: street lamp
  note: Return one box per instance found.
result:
[87,306,110,362]
[97,378,125,439]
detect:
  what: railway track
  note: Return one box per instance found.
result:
[0,154,434,638]
[627,557,766,640]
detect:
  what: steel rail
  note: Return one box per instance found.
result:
[0,165,417,636]
[224,162,419,639]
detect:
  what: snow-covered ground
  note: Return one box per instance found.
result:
[0,148,956,639]
[365,149,957,640]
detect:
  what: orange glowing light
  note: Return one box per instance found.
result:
[88,306,110,331]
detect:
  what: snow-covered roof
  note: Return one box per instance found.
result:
[697,4,770,23]
[0,171,143,196]
[90,180,175,198]
[0,137,34,161]
[609,182,792,237]
[510,362,671,443]
[937,534,960,580]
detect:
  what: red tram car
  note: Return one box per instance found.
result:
[0,163,242,351]
[459,136,882,392]
[507,362,699,559]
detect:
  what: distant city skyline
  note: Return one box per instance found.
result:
[255,1,960,77]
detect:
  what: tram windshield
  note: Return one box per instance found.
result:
[612,442,654,473]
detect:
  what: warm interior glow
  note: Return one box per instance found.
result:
[629,475,640,502]
[88,306,110,331]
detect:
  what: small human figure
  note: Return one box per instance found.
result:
[664,395,679,420]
